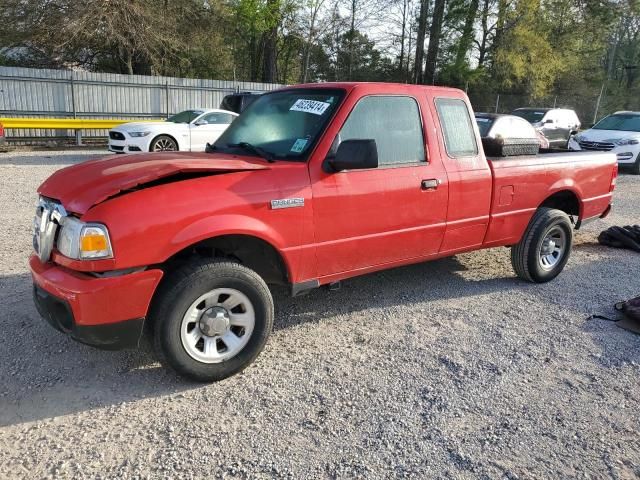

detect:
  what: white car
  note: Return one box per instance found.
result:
[568,111,640,174]
[108,109,238,154]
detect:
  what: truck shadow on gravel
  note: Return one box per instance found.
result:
[0,257,516,426]
[2,248,638,426]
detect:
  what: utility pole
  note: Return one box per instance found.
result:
[593,83,605,125]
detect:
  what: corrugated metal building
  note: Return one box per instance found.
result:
[0,66,283,142]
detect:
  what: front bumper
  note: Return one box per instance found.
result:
[568,138,639,164]
[108,135,149,153]
[30,255,163,350]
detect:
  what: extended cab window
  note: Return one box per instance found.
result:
[435,98,478,158]
[338,96,425,166]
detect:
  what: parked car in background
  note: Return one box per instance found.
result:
[474,112,549,153]
[568,111,640,174]
[108,109,238,154]
[512,108,580,148]
[220,92,260,114]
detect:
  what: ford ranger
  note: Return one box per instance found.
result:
[30,83,618,381]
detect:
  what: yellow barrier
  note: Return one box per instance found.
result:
[0,117,162,130]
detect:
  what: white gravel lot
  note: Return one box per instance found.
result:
[0,150,639,479]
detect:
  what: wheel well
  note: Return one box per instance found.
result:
[150,133,179,151]
[161,235,288,286]
[539,190,580,219]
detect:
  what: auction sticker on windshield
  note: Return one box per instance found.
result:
[290,99,331,115]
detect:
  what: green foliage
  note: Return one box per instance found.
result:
[0,0,639,114]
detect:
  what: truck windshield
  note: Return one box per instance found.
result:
[512,110,547,123]
[593,113,640,132]
[213,89,345,161]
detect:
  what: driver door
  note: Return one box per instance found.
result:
[189,112,236,151]
[541,113,562,146]
[309,94,448,278]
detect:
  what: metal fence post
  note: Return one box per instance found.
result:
[593,83,605,125]
[165,82,170,119]
[70,72,82,146]
[494,94,500,113]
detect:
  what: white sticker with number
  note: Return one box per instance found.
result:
[290,99,331,115]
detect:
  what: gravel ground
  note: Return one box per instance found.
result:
[1,150,639,479]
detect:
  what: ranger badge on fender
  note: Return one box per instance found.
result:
[270,198,304,210]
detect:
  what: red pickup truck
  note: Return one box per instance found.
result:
[31,83,617,381]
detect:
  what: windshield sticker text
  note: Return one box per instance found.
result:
[290,99,331,116]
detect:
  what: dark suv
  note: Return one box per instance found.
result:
[512,108,581,148]
[220,92,260,114]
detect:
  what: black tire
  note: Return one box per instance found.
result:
[150,258,274,382]
[631,154,640,175]
[511,207,573,283]
[150,135,178,152]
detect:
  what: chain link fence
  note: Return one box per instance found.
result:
[467,89,640,127]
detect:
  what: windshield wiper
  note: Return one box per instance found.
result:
[227,142,276,163]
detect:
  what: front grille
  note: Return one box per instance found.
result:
[33,198,66,262]
[109,131,125,140]
[110,145,124,151]
[578,140,615,151]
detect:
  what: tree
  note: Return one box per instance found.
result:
[413,0,428,83]
[423,0,447,84]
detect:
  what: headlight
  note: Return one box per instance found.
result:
[57,217,113,260]
[129,131,151,137]
[615,138,639,146]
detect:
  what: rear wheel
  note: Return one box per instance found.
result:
[150,135,178,152]
[511,208,573,283]
[150,259,273,382]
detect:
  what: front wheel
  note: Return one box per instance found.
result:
[511,208,573,283]
[150,259,274,382]
[150,135,178,152]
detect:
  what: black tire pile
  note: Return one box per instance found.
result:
[598,225,640,252]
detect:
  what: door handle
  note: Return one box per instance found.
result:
[421,179,440,190]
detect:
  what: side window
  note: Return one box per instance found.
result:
[435,98,478,157]
[202,112,235,124]
[338,96,425,166]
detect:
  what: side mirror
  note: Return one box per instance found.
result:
[544,119,553,124]
[194,120,208,126]
[328,139,378,172]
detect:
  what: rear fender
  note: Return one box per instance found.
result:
[544,180,584,219]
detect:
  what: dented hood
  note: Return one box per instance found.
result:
[38,152,269,214]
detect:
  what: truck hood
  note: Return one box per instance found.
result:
[38,152,269,214]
